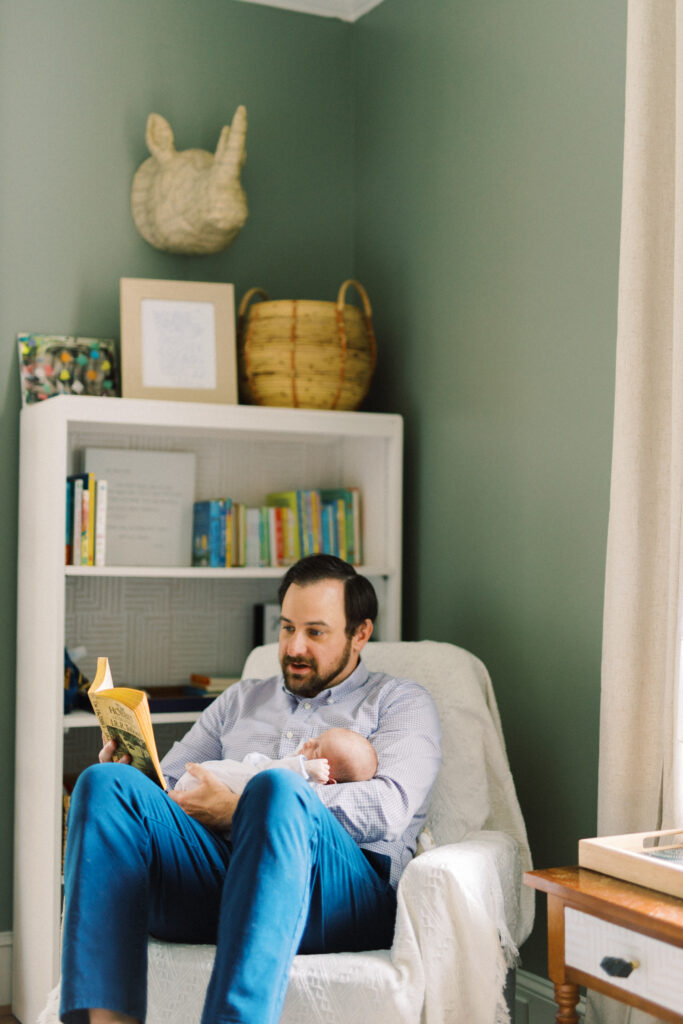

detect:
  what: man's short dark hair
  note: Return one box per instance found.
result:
[278,554,378,636]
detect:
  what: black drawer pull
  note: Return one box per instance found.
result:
[600,956,640,978]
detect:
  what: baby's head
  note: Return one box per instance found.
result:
[300,727,377,783]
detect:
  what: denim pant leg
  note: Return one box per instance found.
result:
[60,763,231,1024]
[201,770,397,1024]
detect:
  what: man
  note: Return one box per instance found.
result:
[61,555,442,1024]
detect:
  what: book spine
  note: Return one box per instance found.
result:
[192,502,210,567]
[95,479,108,567]
[245,507,261,567]
[209,500,225,569]
[303,491,313,555]
[258,507,270,567]
[65,479,73,565]
[86,474,96,566]
[268,506,284,567]
[344,490,356,565]
[281,507,296,565]
[80,487,90,566]
[296,490,308,556]
[238,503,247,567]
[350,487,362,564]
[336,497,347,561]
[321,502,333,556]
[72,478,83,566]
[221,500,228,567]
[227,501,235,569]
[266,493,301,561]
[310,490,322,554]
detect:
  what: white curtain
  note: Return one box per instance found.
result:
[591,2,683,1022]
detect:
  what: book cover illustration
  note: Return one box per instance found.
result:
[18,334,119,406]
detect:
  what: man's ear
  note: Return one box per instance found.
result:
[352,618,373,653]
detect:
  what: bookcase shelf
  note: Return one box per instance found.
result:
[64,563,394,579]
[13,395,403,1024]
[63,709,203,728]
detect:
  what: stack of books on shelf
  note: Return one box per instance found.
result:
[192,487,362,569]
[66,472,107,566]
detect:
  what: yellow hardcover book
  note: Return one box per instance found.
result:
[88,657,166,789]
[79,472,96,566]
[309,490,322,554]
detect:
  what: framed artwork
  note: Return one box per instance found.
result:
[120,278,237,403]
[18,334,119,407]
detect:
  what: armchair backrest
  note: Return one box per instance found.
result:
[242,640,531,866]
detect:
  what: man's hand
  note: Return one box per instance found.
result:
[168,763,240,830]
[99,738,131,765]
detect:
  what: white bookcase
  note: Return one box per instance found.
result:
[13,396,403,1024]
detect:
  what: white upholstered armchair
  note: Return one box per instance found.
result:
[40,640,533,1024]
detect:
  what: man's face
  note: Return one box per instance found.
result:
[279,579,365,698]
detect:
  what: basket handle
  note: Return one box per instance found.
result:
[333,280,377,411]
[238,287,269,319]
[337,279,372,316]
[238,288,269,407]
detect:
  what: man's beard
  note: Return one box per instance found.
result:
[282,636,354,698]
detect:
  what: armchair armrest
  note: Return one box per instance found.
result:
[391,831,531,1024]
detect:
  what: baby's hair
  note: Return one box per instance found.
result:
[323,728,378,783]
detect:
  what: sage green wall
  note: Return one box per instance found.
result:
[353,1,626,972]
[0,0,353,932]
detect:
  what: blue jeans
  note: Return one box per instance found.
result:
[60,763,397,1024]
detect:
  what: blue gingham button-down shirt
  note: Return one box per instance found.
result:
[161,659,442,888]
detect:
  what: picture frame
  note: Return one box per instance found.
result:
[120,277,237,403]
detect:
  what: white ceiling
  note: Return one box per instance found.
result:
[234,0,384,22]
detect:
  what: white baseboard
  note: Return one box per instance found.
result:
[0,931,12,1007]
[516,968,586,1024]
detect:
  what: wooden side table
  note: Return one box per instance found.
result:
[525,867,683,1024]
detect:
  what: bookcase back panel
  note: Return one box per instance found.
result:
[65,576,279,687]
[63,721,190,775]
[65,575,391,689]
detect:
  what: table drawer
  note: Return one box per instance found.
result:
[565,907,683,1014]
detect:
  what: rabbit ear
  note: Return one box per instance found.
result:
[214,105,247,173]
[146,114,175,163]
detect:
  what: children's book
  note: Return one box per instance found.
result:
[65,479,74,564]
[68,472,96,566]
[94,479,108,567]
[71,477,83,566]
[320,487,360,563]
[192,499,228,567]
[88,657,166,789]
[266,491,301,561]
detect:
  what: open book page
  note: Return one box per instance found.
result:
[88,657,167,789]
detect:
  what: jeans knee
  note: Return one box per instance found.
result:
[236,769,313,825]
[72,760,128,799]
[245,767,309,799]
[70,762,144,824]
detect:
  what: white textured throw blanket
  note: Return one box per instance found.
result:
[38,641,533,1024]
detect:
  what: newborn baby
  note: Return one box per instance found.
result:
[174,726,378,794]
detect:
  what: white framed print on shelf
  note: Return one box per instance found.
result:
[120,277,238,403]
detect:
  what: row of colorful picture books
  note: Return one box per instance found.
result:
[66,473,107,566]
[192,488,362,568]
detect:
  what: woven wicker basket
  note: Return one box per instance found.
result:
[237,280,377,410]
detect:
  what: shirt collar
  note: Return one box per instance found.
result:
[279,657,369,704]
